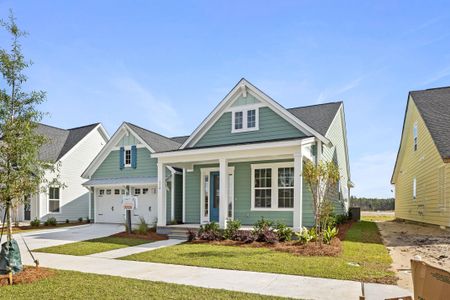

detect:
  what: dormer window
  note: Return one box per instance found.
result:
[232,107,259,133]
[124,148,132,167]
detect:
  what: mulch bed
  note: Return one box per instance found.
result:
[191,221,355,257]
[0,267,55,287]
[112,230,168,241]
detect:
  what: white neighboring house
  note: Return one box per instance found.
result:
[8,123,109,223]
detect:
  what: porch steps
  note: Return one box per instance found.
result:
[157,226,198,240]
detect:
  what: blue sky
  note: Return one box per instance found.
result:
[1,1,450,198]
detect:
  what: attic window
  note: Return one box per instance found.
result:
[232,108,259,133]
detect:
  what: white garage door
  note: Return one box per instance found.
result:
[95,186,158,225]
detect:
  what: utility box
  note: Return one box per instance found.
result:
[349,207,361,221]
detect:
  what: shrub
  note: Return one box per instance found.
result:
[322,226,338,244]
[252,217,278,243]
[170,219,178,225]
[187,228,198,242]
[78,217,83,223]
[232,230,256,243]
[137,217,149,235]
[47,217,57,226]
[275,222,293,242]
[65,219,69,224]
[30,218,40,227]
[253,217,274,234]
[335,214,348,225]
[224,220,241,239]
[198,222,223,241]
[295,227,317,244]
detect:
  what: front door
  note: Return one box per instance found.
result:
[210,172,220,222]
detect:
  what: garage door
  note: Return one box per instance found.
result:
[96,189,125,224]
[95,186,158,225]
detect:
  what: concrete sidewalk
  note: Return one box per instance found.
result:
[87,239,184,259]
[22,251,411,300]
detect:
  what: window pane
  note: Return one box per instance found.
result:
[278,189,294,208]
[255,189,271,208]
[234,111,243,130]
[49,200,60,213]
[254,168,271,188]
[278,168,294,187]
[125,149,131,165]
[49,187,60,200]
[247,109,256,128]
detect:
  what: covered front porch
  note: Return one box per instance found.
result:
[153,137,319,231]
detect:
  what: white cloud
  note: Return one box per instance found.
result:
[351,151,397,198]
[112,76,182,135]
[316,76,363,104]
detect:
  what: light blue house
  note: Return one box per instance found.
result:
[153,78,352,231]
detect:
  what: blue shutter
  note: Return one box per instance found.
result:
[131,145,137,169]
[119,147,125,169]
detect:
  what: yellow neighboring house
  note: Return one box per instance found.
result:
[392,87,450,228]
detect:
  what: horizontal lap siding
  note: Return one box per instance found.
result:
[174,174,183,222]
[194,107,306,148]
[395,98,450,227]
[92,148,157,179]
[185,165,203,223]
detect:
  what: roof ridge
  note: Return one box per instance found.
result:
[125,122,181,145]
[37,122,67,132]
[410,86,450,93]
[287,101,342,110]
[68,123,100,131]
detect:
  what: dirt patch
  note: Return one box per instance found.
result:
[112,230,168,241]
[0,267,55,286]
[377,220,450,291]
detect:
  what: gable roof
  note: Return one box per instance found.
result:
[37,123,101,162]
[124,122,181,152]
[287,102,342,136]
[410,87,450,160]
[170,135,190,144]
[180,78,331,149]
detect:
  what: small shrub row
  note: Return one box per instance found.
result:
[295,226,339,245]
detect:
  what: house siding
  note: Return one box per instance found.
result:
[394,98,450,227]
[174,173,183,222]
[193,107,306,148]
[40,127,107,222]
[91,148,157,179]
[321,105,348,215]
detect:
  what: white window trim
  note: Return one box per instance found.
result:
[200,167,235,224]
[251,162,295,211]
[48,186,61,214]
[230,105,260,133]
[413,177,417,200]
[124,146,132,168]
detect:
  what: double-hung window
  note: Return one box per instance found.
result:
[232,107,259,133]
[125,149,132,167]
[49,187,60,213]
[252,163,295,210]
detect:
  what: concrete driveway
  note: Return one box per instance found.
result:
[1,223,123,253]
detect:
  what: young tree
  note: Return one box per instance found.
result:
[303,160,340,235]
[0,12,52,269]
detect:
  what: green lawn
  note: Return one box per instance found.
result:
[34,236,151,256]
[361,214,395,222]
[122,221,395,284]
[0,269,287,299]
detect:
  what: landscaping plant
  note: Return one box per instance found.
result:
[224,219,241,239]
[231,230,256,243]
[137,217,149,235]
[274,222,293,242]
[30,218,40,228]
[322,226,339,245]
[198,222,223,241]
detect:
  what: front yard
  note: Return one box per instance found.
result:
[122,221,396,284]
[0,269,288,299]
[34,236,152,256]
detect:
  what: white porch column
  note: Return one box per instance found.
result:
[293,149,303,231]
[219,158,229,229]
[157,163,167,226]
[170,171,175,222]
[182,168,186,223]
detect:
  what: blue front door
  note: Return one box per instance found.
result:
[210,172,220,222]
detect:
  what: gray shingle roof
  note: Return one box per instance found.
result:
[170,135,190,144]
[287,102,342,136]
[37,123,100,162]
[410,87,450,159]
[125,122,181,152]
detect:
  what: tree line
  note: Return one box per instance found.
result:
[350,196,395,211]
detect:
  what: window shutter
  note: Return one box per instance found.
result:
[119,147,125,169]
[131,145,137,169]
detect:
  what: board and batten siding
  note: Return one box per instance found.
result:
[39,127,107,222]
[193,107,306,148]
[394,98,450,227]
[91,148,157,179]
